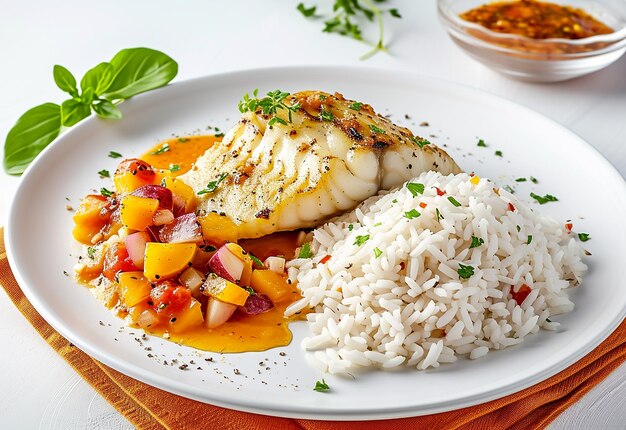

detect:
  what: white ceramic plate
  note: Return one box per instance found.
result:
[7,67,626,420]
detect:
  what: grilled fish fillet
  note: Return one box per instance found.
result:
[181,91,461,238]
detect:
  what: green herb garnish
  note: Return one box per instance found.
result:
[108,151,122,159]
[527,235,533,244]
[392,199,398,203]
[530,176,538,184]
[373,247,383,258]
[178,137,189,142]
[298,242,313,258]
[349,101,362,111]
[404,209,421,219]
[369,124,385,134]
[100,187,113,197]
[447,196,461,207]
[215,132,225,138]
[469,236,484,249]
[297,1,402,60]
[515,177,527,182]
[411,136,430,148]
[250,254,264,268]
[197,173,228,195]
[495,150,503,157]
[151,143,170,155]
[406,182,424,196]
[477,139,487,147]
[314,379,330,392]
[503,185,515,194]
[98,169,110,178]
[244,286,256,296]
[297,2,317,17]
[354,235,370,246]
[348,224,354,231]
[516,225,521,232]
[457,264,474,279]
[4,48,178,175]
[578,233,591,242]
[320,109,334,122]
[87,246,96,259]
[530,192,558,204]
[238,89,300,126]
[169,164,180,172]
[436,208,443,222]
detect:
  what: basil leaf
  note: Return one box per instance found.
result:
[53,65,77,96]
[61,99,91,127]
[3,103,61,175]
[81,62,114,95]
[92,100,122,119]
[81,87,95,104]
[102,47,178,100]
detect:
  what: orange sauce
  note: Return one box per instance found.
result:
[461,0,613,40]
[141,135,220,176]
[83,135,307,353]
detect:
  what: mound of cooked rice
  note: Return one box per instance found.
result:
[285,172,587,374]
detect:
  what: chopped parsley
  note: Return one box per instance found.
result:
[411,136,430,148]
[320,109,334,122]
[349,101,362,111]
[87,247,96,259]
[527,235,533,244]
[250,254,264,268]
[298,242,312,258]
[392,199,398,203]
[406,182,425,196]
[151,143,170,155]
[98,169,110,178]
[477,139,487,147]
[100,187,114,197]
[515,177,527,182]
[530,176,538,184]
[348,224,354,231]
[314,379,330,392]
[495,150,503,157]
[374,222,382,227]
[369,124,385,134]
[469,236,484,249]
[530,192,558,204]
[447,196,461,207]
[178,137,189,142]
[404,209,421,219]
[169,164,180,172]
[457,264,474,279]
[503,185,515,194]
[215,132,225,138]
[108,151,122,158]
[197,173,228,195]
[373,247,383,258]
[354,235,370,246]
[297,3,317,17]
[578,233,591,242]
[436,208,443,222]
[244,286,256,296]
[516,225,521,232]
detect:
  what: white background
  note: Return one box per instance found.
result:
[1,1,625,428]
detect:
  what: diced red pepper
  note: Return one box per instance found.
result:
[511,284,532,305]
[435,187,446,196]
[508,202,516,212]
[150,280,192,316]
[565,223,573,233]
[319,255,332,264]
[419,202,428,209]
[102,242,139,281]
[115,158,156,182]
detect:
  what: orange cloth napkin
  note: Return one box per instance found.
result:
[1,227,625,430]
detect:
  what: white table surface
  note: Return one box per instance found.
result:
[1,1,625,428]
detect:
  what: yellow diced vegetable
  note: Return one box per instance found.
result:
[144,242,197,281]
[169,298,204,333]
[250,270,292,303]
[117,271,152,307]
[120,195,159,231]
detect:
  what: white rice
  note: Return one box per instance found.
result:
[285,172,587,374]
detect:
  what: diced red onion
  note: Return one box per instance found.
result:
[179,267,205,298]
[172,195,186,217]
[208,245,244,283]
[205,297,237,329]
[264,256,285,274]
[241,293,274,315]
[131,185,173,210]
[158,213,203,243]
[153,209,174,226]
[124,231,150,269]
[137,309,159,328]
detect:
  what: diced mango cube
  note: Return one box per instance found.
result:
[120,195,159,231]
[169,298,204,333]
[199,213,238,246]
[203,273,249,306]
[250,269,293,304]
[144,243,197,281]
[163,177,198,213]
[117,271,152,307]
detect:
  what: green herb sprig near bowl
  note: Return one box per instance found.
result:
[296,0,401,60]
[3,47,178,175]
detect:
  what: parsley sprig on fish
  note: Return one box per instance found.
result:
[238,89,301,126]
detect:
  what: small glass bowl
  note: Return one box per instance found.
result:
[437,0,626,82]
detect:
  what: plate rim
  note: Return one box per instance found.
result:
[6,65,626,420]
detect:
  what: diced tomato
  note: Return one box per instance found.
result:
[115,158,156,182]
[435,187,446,196]
[511,284,532,305]
[508,202,516,212]
[319,255,332,264]
[419,202,427,209]
[103,242,139,281]
[565,223,573,233]
[150,280,192,316]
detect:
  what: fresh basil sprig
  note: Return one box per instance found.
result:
[3,47,178,175]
